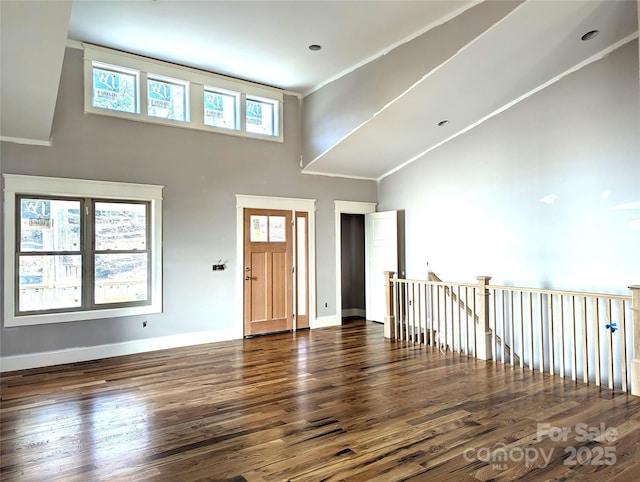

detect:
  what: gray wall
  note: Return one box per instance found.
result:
[378,41,640,294]
[0,47,376,357]
[340,214,365,312]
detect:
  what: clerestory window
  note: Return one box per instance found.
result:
[92,63,139,114]
[147,76,189,122]
[246,97,279,137]
[204,88,239,130]
[84,44,283,141]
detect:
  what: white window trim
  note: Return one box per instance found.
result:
[3,174,164,327]
[147,73,191,123]
[92,61,141,114]
[204,86,241,131]
[83,44,284,142]
[246,95,281,137]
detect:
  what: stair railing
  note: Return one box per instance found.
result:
[383,271,640,396]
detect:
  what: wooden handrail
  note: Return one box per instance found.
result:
[429,271,479,323]
[489,284,631,301]
[428,271,520,365]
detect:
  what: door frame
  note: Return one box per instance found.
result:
[334,200,377,326]
[236,195,316,334]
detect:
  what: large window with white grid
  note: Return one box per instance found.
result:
[4,174,163,327]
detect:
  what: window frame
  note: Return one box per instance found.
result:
[245,95,280,137]
[146,74,190,123]
[203,86,240,131]
[3,174,163,327]
[91,61,141,115]
[16,194,85,315]
[90,198,152,308]
[83,44,284,142]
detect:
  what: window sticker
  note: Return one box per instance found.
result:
[250,215,268,242]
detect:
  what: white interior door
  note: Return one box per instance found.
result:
[365,211,398,323]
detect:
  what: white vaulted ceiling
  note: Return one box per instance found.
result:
[1,0,637,179]
[67,0,475,94]
[302,0,639,180]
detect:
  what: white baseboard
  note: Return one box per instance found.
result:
[0,327,243,372]
[312,315,341,329]
[341,308,366,318]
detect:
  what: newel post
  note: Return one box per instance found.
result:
[630,285,640,396]
[384,271,396,339]
[476,276,493,361]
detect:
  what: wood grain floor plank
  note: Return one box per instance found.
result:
[3,320,640,481]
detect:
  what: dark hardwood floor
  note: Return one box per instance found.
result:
[2,320,640,481]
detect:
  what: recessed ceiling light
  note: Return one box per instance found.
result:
[581,30,599,41]
[309,44,322,51]
[437,120,449,127]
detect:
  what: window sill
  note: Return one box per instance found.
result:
[84,108,284,143]
[4,304,163,327]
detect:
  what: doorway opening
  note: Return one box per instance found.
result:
[334,201,376,327]
[340,213,365,324]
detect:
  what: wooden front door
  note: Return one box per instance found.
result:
[244,208,293,336]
